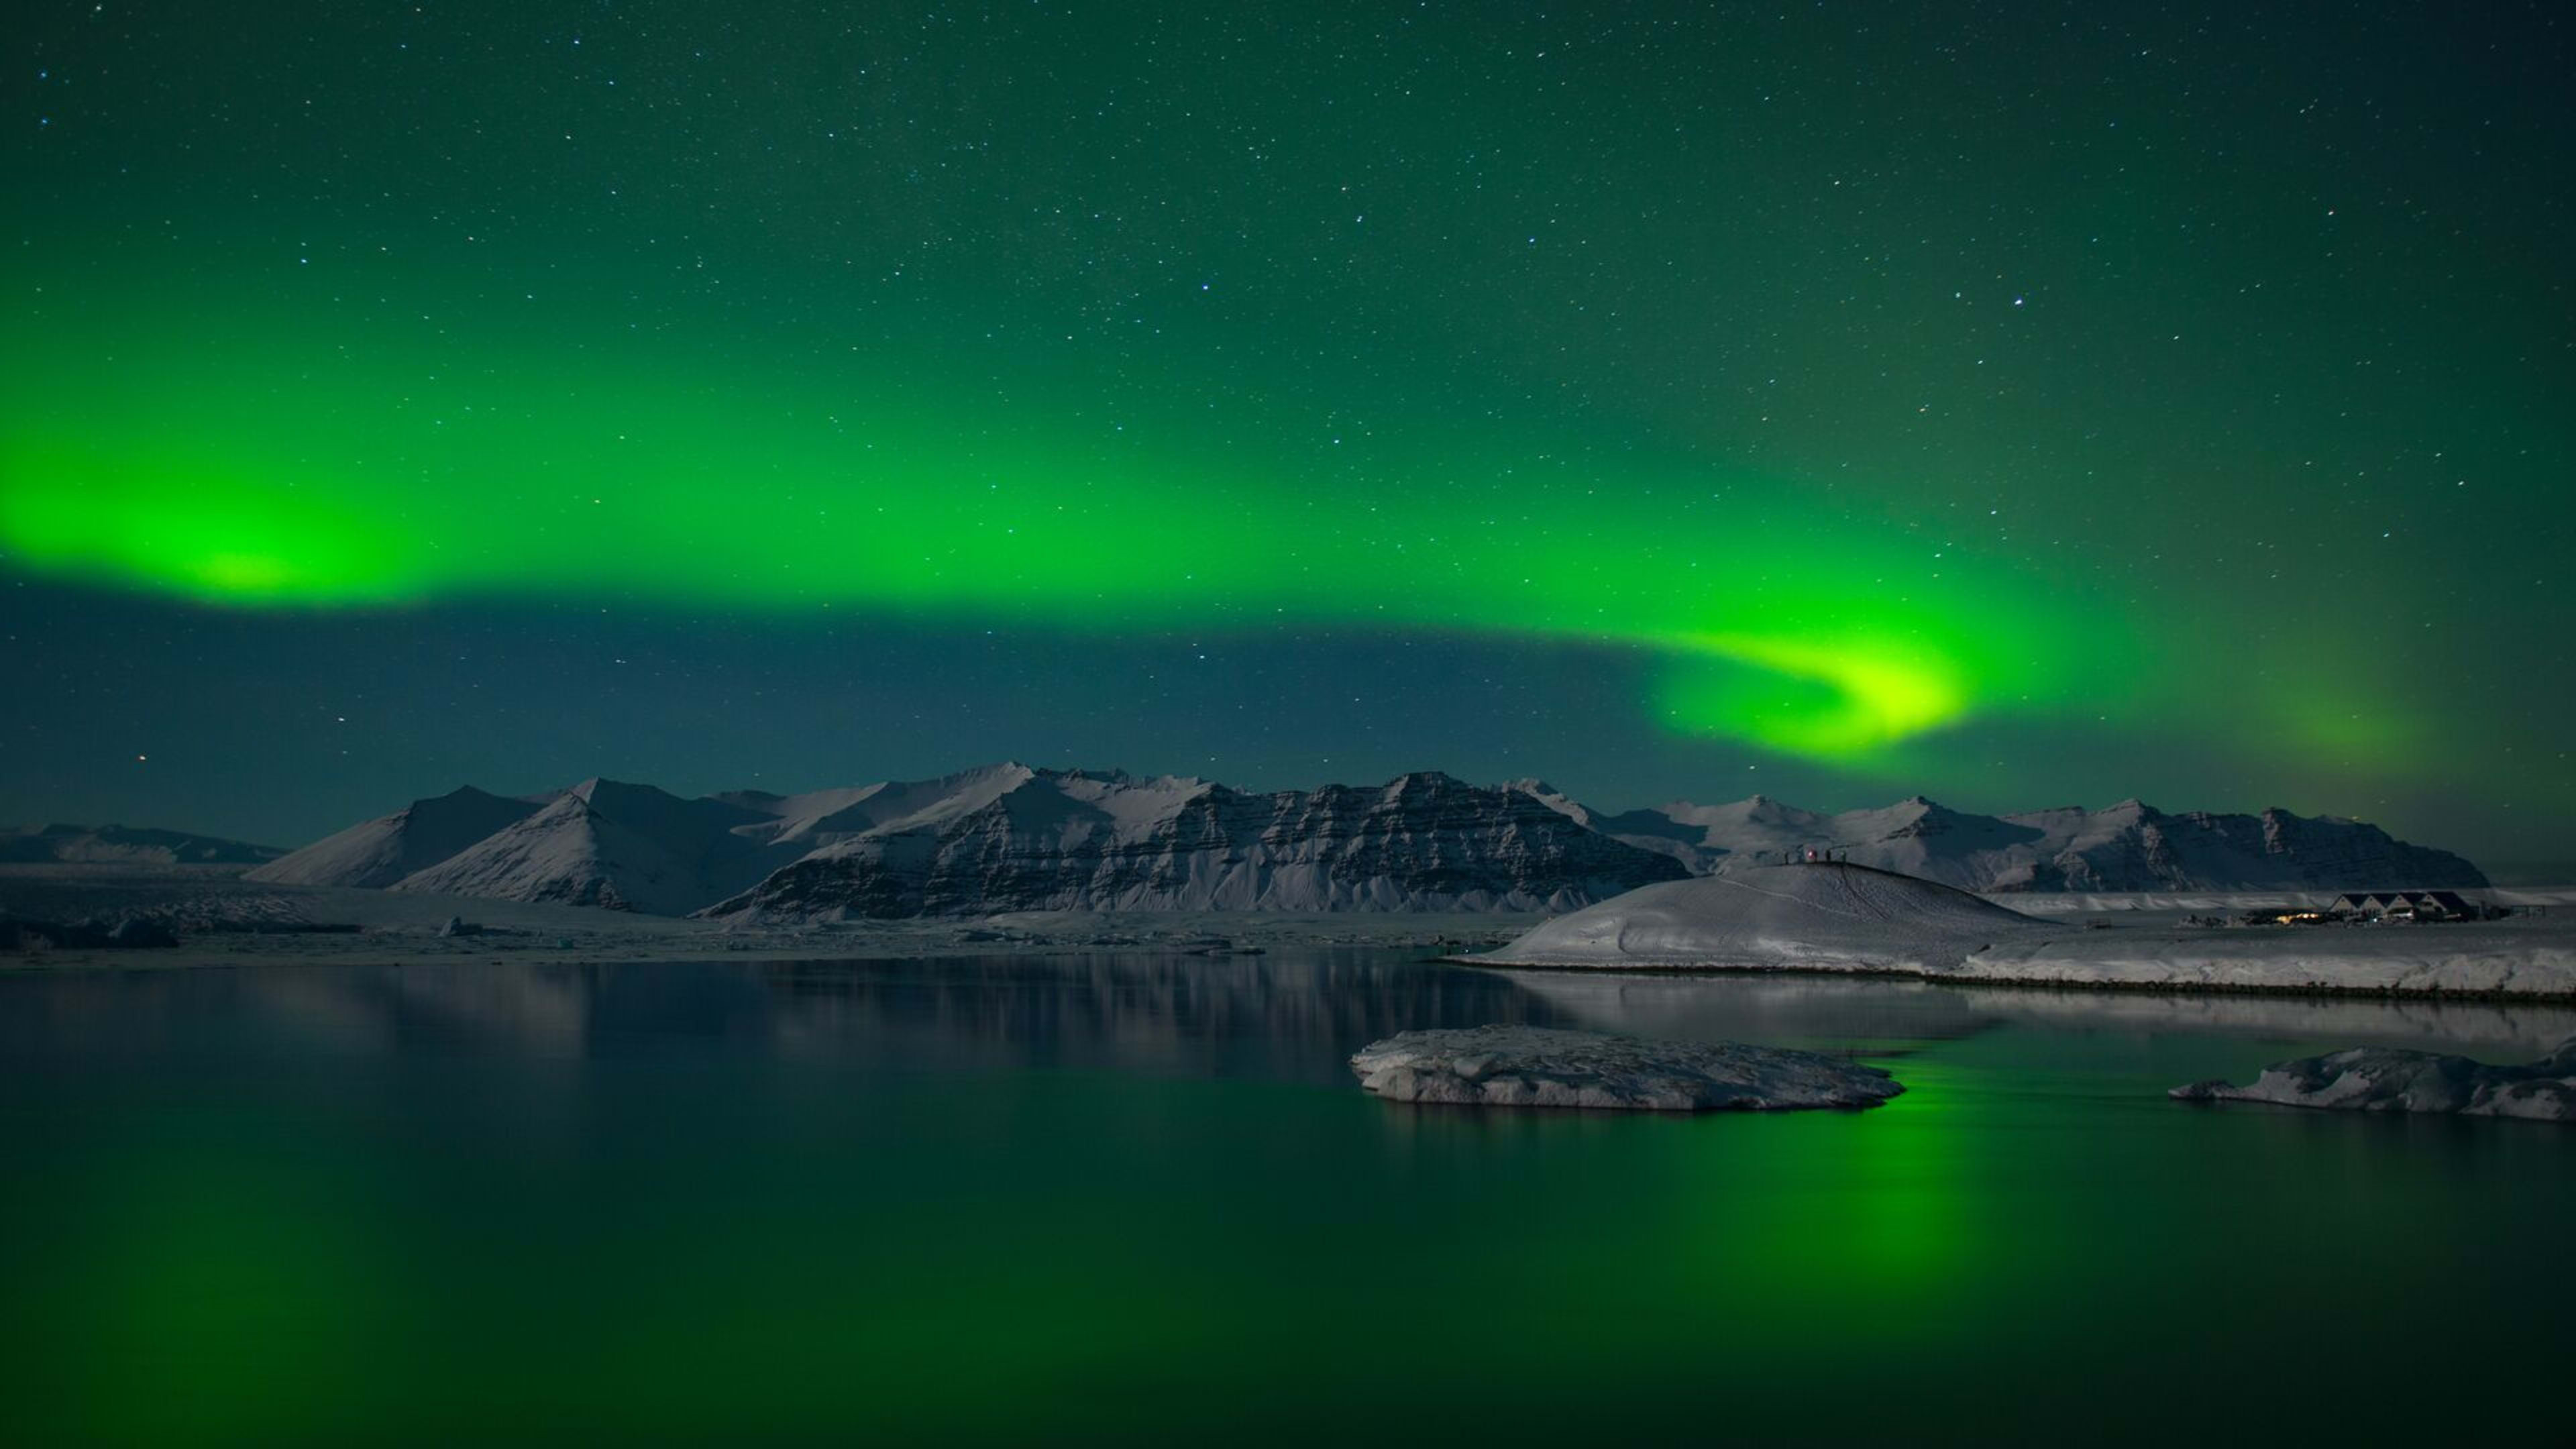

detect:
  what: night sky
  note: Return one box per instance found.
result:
[4,3,2569,861]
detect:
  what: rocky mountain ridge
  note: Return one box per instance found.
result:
[706,767,1689,920]
[236,765,2489,918]
[248,766,1695,919]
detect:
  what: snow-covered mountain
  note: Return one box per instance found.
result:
[254,766,1688,918]
[390,780,792,916]
[247,786,543,888]
[714,763,1053,851]
[705,768,1689,920]
[0,822,283,866]
[1521,788,2487,893]
[252,766,2490,918]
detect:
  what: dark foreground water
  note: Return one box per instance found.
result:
[3,953,2570,1446]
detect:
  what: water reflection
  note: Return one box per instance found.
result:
[2,953,2567,1077]
[755,953,1556,1081]
[4,951,2572,1447]
[0,953,1564,1085]
[1508,969,2576,1059]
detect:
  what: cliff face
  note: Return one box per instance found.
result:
[700,771,1693,920]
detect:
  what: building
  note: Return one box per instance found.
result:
[2329,890,2483,922]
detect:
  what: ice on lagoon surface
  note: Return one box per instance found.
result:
[2174,1039,2576,1121]
[1348,1024,1902,1112]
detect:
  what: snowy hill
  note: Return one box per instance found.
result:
[246,786,542,888]
[1515,789,2487,893]
[1477,861,2573,998]
[1484,861,2050,973]
[0,822,282,866]
[390,780,789,916]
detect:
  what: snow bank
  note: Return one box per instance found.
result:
[1481,863,2576,999]
[1483,862,2047,975]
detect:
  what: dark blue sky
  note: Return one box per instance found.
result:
[5,3,2569,861]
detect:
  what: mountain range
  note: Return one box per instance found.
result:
[233,765,2490,918]
[1513,785,2488,894]
[1,822,284,867]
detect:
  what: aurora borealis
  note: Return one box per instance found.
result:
[5,3,2569,859]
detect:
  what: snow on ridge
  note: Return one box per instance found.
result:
[700,765,1687,921]
[253,766,2492,918]
[1602,794,2483,893]
[387,784,782,916]
[246,786,539,888]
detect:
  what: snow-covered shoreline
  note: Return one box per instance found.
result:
[1473,864,2576,1000]
[1468,941,2576,1002]
[8,861,2575,1000]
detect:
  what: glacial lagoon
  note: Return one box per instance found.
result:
[3,952,2569,1444]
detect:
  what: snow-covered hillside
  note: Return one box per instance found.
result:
[1479,861,2576,998]
[247,786,541,888]
[390,780,790,916]
[1485,861,2050,974]
[704,768,1689,920]
[1509,787,2485,892]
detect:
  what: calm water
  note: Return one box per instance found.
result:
[3,953,2570,1446]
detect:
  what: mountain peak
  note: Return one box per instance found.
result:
[566,776,678,801]
[252,768,2491,912]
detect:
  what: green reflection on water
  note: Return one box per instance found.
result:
[1,961,2570,1446]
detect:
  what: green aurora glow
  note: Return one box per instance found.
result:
[5,2,2568,849]
[1,282,2137,762]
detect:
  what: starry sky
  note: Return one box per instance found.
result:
[3,2,2569,863]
